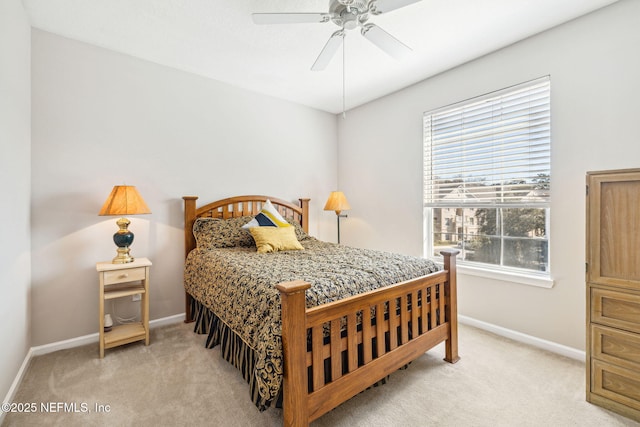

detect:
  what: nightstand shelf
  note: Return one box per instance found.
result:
[104,323,146,348]
[96,257,152,358]
[103,284,145,300]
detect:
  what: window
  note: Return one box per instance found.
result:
[423,77,550,276]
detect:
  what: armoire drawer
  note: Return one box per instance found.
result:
[591,359,640,412]
[591,324,640,371]
[591,288,640,334]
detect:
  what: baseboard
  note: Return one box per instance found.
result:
[149,313,185,329]
[459,315,586,362]
[29,313,185,356]
[1,312,185,422]
[1,347,34,422]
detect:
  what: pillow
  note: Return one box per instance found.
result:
[193,216,255,249]
[249,226,304,254]
[242,199,291,229]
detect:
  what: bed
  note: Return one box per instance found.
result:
[183,195,460,426]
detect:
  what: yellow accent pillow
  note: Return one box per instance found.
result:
[249,226,304,254]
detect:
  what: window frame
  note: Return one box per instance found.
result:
[423,77,552,285]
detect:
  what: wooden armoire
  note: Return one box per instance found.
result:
[586,168,640,421]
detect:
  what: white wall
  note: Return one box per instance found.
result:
[0,0,31,402]
[337,0,640,350]
[30,30,338,346]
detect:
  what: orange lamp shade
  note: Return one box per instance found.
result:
[323,191,351,215]
[99,186,151,216]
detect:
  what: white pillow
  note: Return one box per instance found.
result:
[241,199,291,228]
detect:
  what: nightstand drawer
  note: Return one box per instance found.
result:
[591,324,640,371]
[103,267,146,285]
[591,288,640,334]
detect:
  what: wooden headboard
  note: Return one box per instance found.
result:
[182,195,310,322]
[182,195,310,260]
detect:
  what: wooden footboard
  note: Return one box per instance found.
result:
[276,249,459,426]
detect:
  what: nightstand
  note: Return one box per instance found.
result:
[96,257,151,358]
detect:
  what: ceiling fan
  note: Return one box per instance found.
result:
[252,0,422,71]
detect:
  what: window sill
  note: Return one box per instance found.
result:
[438,262,554,288]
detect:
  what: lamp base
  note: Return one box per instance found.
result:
[112,246,134,264]
[111,217,135,264]
[336,213,348,244]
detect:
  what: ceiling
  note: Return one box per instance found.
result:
[23,0,618,114]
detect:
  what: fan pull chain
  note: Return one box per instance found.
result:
[342,31,346,119]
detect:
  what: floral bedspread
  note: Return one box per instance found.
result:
[183,237,439,407]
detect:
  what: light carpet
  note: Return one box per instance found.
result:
[2,322,638,426]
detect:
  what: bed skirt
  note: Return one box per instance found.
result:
[191,298,282,411]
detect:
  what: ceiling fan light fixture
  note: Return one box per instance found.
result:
[340,8,360,30]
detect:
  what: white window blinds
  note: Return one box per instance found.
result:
[424,77,550,208]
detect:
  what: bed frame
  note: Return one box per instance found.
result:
[183,195,460,426]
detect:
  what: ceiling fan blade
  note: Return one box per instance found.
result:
[311,30,344,71]
[369,0,422,14]
[361,24,411,60]
[252,13,330,25]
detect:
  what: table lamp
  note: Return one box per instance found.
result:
[99,185,151,263]
[324,191,350,244]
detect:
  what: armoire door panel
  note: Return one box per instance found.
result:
[588,171,640,290]
[599,181,640,281]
